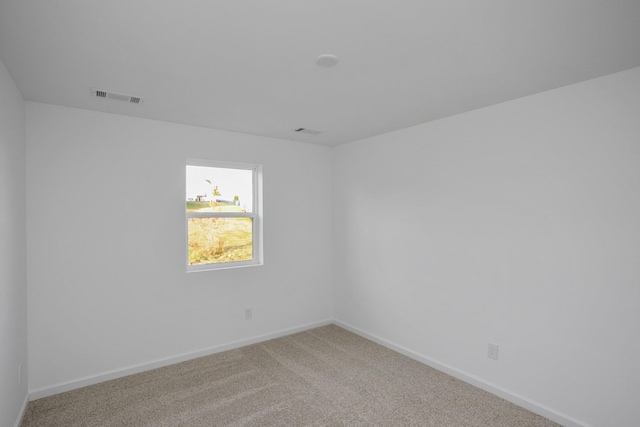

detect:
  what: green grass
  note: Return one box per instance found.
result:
[186,201,239,211]
[186,201,211,210]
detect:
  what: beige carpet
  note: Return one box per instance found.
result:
[21,325,560,426]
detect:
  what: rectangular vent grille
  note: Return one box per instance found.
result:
[294,128,322,135]
[91,88,143,104]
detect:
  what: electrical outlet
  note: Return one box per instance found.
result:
[18,362,23,385]
[488,343,499,360]
[245,308,253,320]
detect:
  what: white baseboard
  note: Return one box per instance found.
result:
[13,392,29,427]
[25,318,593,427]
[334,319,592,427]
[29,318,332,401]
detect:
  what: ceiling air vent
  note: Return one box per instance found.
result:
[91,88,144,104]
[294,128,322,135]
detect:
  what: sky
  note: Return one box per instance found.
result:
[186,165,253,212]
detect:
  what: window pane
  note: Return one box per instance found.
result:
[186,165,253,213]
[187,217,253,265]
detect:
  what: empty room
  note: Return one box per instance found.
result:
[1,1,639,426]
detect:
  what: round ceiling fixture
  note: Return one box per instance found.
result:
[315,54,339,67]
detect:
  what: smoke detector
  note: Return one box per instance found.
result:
[315,54,339,67]
[91,88,143,104]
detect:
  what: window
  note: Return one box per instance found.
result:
[186,160,262,271]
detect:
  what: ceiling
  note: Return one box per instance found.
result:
[1,1,639,147]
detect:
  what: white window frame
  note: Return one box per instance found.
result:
[186,159,263,272]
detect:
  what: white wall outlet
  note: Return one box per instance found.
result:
[18,362,23,385]
[244,308,253,320]
[488,343,499,360]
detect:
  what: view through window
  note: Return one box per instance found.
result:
[186,162,261,271]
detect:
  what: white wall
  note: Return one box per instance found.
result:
[21,67,640,425]
[0,59,27,427]
[333,67,640,427]
[26,103,333,394]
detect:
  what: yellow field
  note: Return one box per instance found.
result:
[187,204,252,265]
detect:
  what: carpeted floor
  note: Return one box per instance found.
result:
[21,325,560,426]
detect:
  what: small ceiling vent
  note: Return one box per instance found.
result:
[91,88,143,104]
[294,128,322,135]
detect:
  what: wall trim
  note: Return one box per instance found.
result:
[26,318,592,427]
[29,318,332,400]
[333,319,592,427]
[13,392,29,427]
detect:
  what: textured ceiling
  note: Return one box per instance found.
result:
[1,1,640,146]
